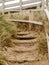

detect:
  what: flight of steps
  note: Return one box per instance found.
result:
[3,31,48,65]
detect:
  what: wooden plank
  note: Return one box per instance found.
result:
[4,1,41,8]
[0,1,42,12]
[0,7,44,13]
[44,9,49,20]
[0,0,41,3]
[4,5,43,12]
[46,32,49,58]
[4,8,44,12]
[22,2,41,9]
[0,0,14,3]
[22,0,41,5]
[5,2,41,9]
[7,19,43,25]
[5,3,19,8]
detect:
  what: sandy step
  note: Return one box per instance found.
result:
[16,32,38,39]
[11,38,38,44]
[6,52,48,63]
[17,31,30,35]
[4,43,38,52]
[12,31,38,40]
[3,45,39,62]
[5,43,38,52]
[6,51,39,62]
[7,60,49,65]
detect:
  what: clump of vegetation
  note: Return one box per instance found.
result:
[11,12,29,20]
[33,11,48,22]
[38,32,48,55]
[0,14,17,47]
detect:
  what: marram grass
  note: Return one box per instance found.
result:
[0,14,17,47]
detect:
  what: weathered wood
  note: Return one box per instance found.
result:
[7,19,43,25]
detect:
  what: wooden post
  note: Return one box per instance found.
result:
[29,10,33,31]
[42,0,44,9]
[46,0,48,6]
[2,0,5,15]
[46,0,49,9]
[8,11,11,19]
[19,0,23,19]
[20,0,22,12]
[46,32,49,58]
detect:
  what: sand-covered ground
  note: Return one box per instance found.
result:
[0,11,49,65]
